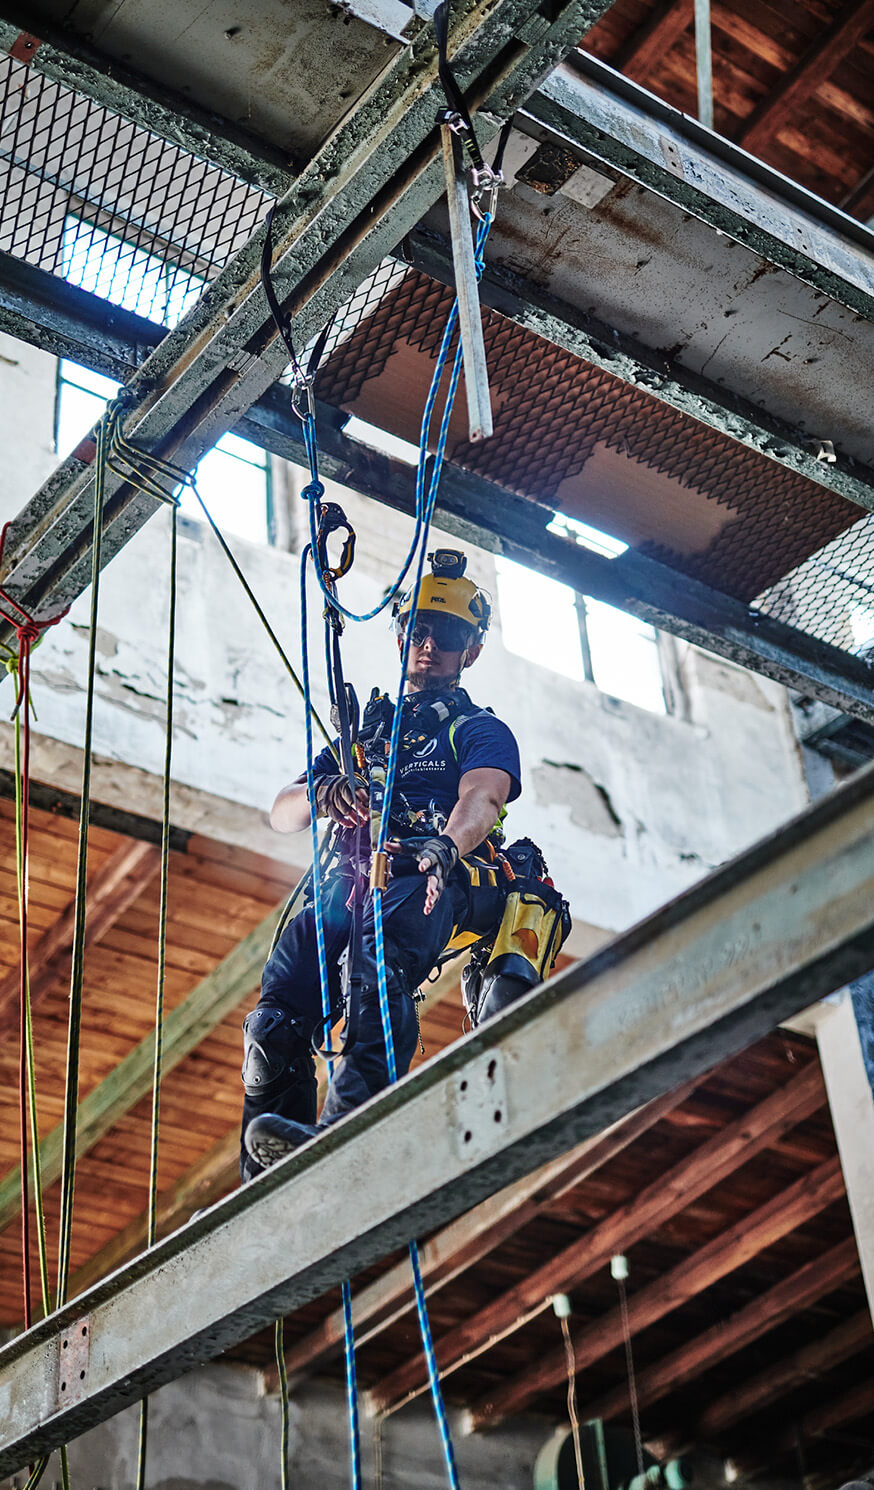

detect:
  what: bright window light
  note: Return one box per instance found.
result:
[62,216,204,327]
[495,557,586,681]
[56,360,270,545]
[546,511,628,559]
[586,599,666,714]
[343,415,420,465]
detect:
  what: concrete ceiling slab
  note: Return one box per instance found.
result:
[23,0,403,162]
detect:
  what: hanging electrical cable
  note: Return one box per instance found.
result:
[612,1254,645,1481]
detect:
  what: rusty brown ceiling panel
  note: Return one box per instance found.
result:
[316,268,862,602]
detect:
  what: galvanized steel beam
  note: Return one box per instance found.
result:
[0,8,293,196]
[0,0,608,630]
[2,254,874,723]
[4,760,874,1469]
[523,54,874,324]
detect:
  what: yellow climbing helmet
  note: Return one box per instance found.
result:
[394,550,491,641]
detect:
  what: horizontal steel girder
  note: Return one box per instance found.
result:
[3,253,874,723]
[0,0,606,625]
[4,760,874,1469]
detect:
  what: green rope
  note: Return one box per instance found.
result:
[12,701,52,1321]
[136,498,178,1490]
[55,408,108,1308]
[276,1317,291,1490]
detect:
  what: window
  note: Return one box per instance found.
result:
[495,514,667,714]
[56,361,271,546]
[62,216,204,328]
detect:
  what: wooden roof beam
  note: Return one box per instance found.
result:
[0,838,160,1034]
[270,1081,698,1390]
[738,0,874,156]
[62,1130,239,1301]
[613,0,694,83]
[466,1153,845,1430]
[739,1375,874,1474]
[697,1308,873,1440]
[0,901,283,1238]
[590,1233,862,1430]
[367,1058,826,1414]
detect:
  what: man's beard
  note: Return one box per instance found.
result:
[408,670,459,692]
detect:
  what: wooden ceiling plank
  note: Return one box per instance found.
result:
[61,1129,239,1302]
[367,1059,826,1414]
[267,1081,699,1391]
[738,0,874,153]
[739,1372,874,1473]
[0,902,280,1238]
[466,1153,845,1430]
[615,0,695,80]
[0,840,160,1034]
[592,1232,861,1430]
[697,1307,872,1438]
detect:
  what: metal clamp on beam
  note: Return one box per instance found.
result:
[440,123,493,443]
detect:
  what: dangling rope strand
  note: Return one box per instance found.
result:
[613,1255,645,1479]
[0,527,68,1327]
[136,496,179,1490]
[554,1295,585,1490]
[276,1317,292,1490]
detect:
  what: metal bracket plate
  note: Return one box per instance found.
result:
[447,1048,508,1162]
[56,1317,90,1410]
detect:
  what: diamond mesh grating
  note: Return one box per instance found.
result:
[0,56,270,325]
[756,514,874,657]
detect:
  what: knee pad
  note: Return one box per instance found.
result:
[241,1006,313,1100]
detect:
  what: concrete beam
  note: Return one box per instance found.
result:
[406,229,874,515]
[5,761,874,1468]
[525,53,874,324]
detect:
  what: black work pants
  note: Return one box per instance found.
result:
[240,861,503,1170]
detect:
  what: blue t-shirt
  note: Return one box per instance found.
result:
[311,701,521,832]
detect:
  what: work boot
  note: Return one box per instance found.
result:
[244,1113,322,1169]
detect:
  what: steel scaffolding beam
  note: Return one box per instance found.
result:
[4,761,874,1470]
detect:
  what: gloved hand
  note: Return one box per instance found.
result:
[413,834,458,914]
[314,773,369,828]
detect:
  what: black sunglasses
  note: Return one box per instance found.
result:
[402,613,475,652]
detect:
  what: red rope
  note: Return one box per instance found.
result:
[0,522,68,1329]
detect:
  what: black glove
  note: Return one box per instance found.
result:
[314,773,368,827]
[413,834,458,902]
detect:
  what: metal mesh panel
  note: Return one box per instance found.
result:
[756,513,874,658]
[0,56,269,325]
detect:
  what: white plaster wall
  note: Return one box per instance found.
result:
[0,338,810,938]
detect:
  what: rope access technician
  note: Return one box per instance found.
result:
[242,549,569,1180]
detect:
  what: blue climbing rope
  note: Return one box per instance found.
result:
[342,1280,363,1490]
[297,206,494,1490]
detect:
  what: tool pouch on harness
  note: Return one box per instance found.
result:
[462,837,571,1026]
